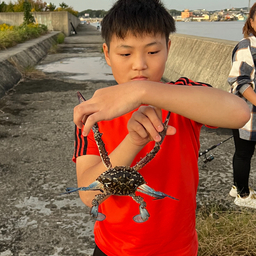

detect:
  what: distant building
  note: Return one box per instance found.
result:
[237,14,246,20]
[181,9,193,19]
[192,14,210,22]
[80,14,90,23]
[175,16,183,21]
[202,14,210,20]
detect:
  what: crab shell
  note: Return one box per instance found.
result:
[96,167,145,195]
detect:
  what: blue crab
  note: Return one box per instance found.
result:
[63,92,178,223]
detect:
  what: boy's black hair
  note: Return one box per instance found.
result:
[101,0,176,47]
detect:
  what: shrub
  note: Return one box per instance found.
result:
[56,32,65,44]
[0,23,48,50]
[0,24,14,31]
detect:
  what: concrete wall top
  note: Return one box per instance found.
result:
[0,12,24,26]
[0,11,79,36]
[163,33,238,91]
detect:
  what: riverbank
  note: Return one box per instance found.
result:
[0,31,60,98]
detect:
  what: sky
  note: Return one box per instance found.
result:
[47,0,250,12]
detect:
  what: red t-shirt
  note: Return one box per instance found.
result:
[73,77,211,256]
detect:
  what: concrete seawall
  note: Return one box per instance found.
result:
[0,11,80,36]
[163,33,238,91]
[0,31,60,98]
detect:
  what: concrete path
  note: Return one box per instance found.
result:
[0,24,255,256]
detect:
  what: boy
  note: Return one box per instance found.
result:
[72,0,250,255]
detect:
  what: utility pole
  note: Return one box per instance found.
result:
[248,0,251,12]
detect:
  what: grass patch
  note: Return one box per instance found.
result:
[197,204,256,255]
[0,23,48,50]
[56,32,65,44]
[48,32,66,54]
[21,65,46,79]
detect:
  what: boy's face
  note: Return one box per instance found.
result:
[103,33,171,84]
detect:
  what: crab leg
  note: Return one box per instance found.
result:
[62,181,104,194]
[137,184,178,200]
[133,112,171,171]
[131,195,150,223]
[92,123,112,169]
[77,92,112,169]
[91,194,108,221]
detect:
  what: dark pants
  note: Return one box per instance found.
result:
[92,244,198,255]
[93,245,107,256]
[232,129,256,196]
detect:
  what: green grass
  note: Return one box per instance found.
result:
[56,32,65,44]
[47,32,66,54]
[197,205,256,255]
[0,23,48,50]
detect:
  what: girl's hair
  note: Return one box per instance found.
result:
[243,2,256,38]
[101,0,176,47]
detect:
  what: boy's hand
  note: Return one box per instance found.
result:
[127,106,176,146]
[73,83,141,136]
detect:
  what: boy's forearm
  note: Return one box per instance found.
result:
[75,81,250,136]
[137,81,250,128]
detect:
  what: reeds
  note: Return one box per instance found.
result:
[197,205,256,255]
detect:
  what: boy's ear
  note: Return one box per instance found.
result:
[167,39,171,55]
[103,43,111,66]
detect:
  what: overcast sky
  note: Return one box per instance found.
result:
[48,0,250,12]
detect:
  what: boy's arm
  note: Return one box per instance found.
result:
[74,81,250,136]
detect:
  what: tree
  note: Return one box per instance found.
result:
[59,2,68,9]
[6,1,15,12]
[78,9,108,18]
[169,9,181,16]
[23,0,34,24]
[0,1,7,12]
[46,2,56,11]
[55,2,78,17]
[32,0,47,11]
[13,0,24,12]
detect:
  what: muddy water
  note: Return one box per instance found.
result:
[37,57,115,81]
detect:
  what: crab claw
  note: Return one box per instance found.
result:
[91,204,106,221]
[62,181,104,195]
[133,205,150,223]
[62,187,81,194]
[137,184,178,201]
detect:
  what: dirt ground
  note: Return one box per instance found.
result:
[0,24,256,256]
